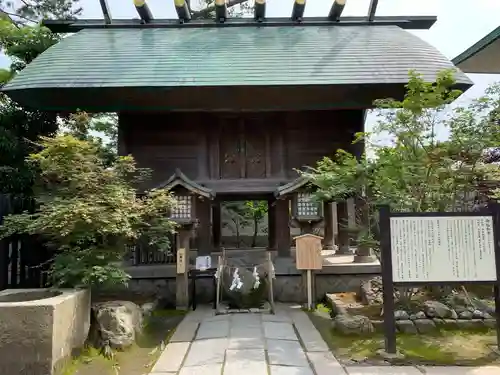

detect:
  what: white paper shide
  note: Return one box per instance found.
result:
[390,216,496,283]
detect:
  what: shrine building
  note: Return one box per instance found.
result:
[2,0,473,302]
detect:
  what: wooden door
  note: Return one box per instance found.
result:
[243,117,267,178]
[219,117,243,179]
[218,116,267,179]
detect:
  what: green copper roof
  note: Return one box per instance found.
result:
[4,25,471,92]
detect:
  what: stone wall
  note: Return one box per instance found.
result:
[113,272,379,306]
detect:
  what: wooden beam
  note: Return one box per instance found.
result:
[291,0,305,22]
[134,0,153,23]
[42,16,438,33]
[328,0,346,21]
[254,0,265,22]
[368,0,378,21]
[99,0,112,24]
[215,0,228,23]
[174,0,191,22]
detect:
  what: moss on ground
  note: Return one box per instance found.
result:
[59,309,187,375]
[308,311,500,366]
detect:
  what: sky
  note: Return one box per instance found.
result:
[2,0,500,140]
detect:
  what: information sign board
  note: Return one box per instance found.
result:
[390,216,496,283]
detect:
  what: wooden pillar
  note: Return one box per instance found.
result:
[176,228,191,310]
[275,198,291,257]
[212,201,221,250]
[268,199,277,250]
[196,199,211,256]
[353,196,377,263]
[323,201,334,250]
[336,200,351,255]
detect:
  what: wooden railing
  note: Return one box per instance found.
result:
[129,234,177,265]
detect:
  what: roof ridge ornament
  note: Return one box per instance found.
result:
[174,0,191,23]
[134,0,153,23]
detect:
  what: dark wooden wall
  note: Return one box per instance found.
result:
[118,110,364,190]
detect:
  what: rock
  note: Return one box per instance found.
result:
[483,312,493,320]
[414,319,436,333]
[222,267,268,309]
[409,314,417,321]
[358,277,388,306]
[141,302,156,317]
[449,310,458,319]
[472,299,495,315]
[396,320,417,334]
[458,310,473,320]
[456,319,484,330]
[394,310,409,321]
[472,309,484,319]
[92,301,143,349]
[333,314,374,335]
[415,311,427,320]
[326,294,348,316]
[434,319,459,330]
[423,301,456,319]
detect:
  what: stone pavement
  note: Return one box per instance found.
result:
[150,303,500,375]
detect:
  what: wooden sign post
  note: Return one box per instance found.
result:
[379,204,500,355]
[175,229,191,310]
[294,233,323,310]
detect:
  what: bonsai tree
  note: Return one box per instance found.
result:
[0,135,178,287]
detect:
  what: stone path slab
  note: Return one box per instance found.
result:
[224,349,268,375]
[421,366,500,375]
[346,366,422,375]
[267,339,309,367]
[151,342,190,373]
[150,303,499,375]
[269,365,315,375]
[263,321,297,340]
[196,320,229,339]
[183,338,228,367]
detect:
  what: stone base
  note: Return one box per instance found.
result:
[0,289,90,375]
[376,348,405,360]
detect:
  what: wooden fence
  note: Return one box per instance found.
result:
[0,195,52,291]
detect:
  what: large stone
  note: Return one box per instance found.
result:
[0,288,90,375]
[222,267,268,309]
[458,310,473,320]
[394,310,409,320]
[333,314,374,335]
[92,300,143,349]
[396,320,417,334]
[423,301,456,319]
[414,319,436,333]
[325,294,348,316]
[456,319,485,330]
[433,319,459,330]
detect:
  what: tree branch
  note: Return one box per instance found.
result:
[0,9,36,25]
[191,0,249,19]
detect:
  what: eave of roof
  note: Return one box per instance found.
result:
[2,24,473,111]
[452,25,500,70]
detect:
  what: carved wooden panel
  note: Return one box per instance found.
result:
[219,118,242,179]
[244,118,267,178]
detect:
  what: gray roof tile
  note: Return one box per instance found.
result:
[4,25,472,91]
